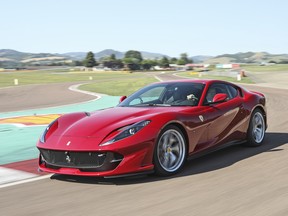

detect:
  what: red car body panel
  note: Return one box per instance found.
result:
[37,80,266,177]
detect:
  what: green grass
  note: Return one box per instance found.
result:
[3,67,274,96]
[241,64,288,72]
[79,77,158,96]
[0,69,158,95]
[178,72,254,84]
[0,70,143,88]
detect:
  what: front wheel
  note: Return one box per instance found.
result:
[153,125,187,176]
[245,109,266,147]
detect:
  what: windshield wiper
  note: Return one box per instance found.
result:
[132,103,171,107]
[148,103,171,106]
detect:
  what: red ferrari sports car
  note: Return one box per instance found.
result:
[37,79,267,177]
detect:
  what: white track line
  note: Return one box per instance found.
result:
[154,75,163,82]
[0,83,105,116]
[0,83,104,188]
[0,167,52,188]
[0,170,52,188]
[68,83,108,97]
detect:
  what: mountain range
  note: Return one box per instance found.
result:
[204,52,288,64]
[0,49,173,68]
[1,49,288,68]
[63,49,172,61]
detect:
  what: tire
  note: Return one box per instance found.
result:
[245,108,266,147]
[153,125,187,176]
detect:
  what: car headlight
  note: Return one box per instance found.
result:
[101,120,151,146]
[39,119,58,143]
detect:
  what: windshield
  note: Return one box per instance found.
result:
[118,82,205,107]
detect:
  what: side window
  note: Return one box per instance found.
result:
[205,83,239,104]
[205,86,216,103]
[205,84,228,103]
[227,85,239,99]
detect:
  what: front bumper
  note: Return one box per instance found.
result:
[39,149,124,172]
[37,139,155,177]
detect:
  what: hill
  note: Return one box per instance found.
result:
[0,49,171,68]
[191,55,214,63]
[0,49,70,68]
[204,52,288,64]
[64,49,170,60]
[1,49,288,68]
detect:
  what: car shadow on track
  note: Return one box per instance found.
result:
[50,132,288,185]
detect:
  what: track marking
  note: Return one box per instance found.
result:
[0,83,104,116]
[0,83,116,187]
[0,170,52,189]
[69,83,107,97]
[154,75,164,82]
[0,167,36,186]
[0,114,61,126]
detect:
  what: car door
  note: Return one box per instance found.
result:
[197,83,247,150]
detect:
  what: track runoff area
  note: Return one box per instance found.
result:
[0,91,120,188]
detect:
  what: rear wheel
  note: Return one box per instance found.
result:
[153,125,187,176]
[245,109,266,146]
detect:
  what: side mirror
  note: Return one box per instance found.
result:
[119,96,127,103]
[212,93,227,103]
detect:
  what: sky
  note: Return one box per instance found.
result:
[0,0,287,57]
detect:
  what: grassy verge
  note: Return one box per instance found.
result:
[241,64,288,72]
[79,77,158,96]
[177,72,254,84]
[0,70,142,88]
[0,69,158,95]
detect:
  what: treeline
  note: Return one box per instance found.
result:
[0,50,193,70]
[81,50,193,70]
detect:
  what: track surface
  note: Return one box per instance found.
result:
[0,82,96,112]
[1,72,288,216]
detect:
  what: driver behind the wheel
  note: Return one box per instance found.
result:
[170,88,198,106]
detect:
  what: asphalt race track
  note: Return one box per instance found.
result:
[0,82,96,112]
[0,72,288,216]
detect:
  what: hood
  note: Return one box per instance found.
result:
[55,106,180,138]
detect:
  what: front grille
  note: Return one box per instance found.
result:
[39,148,123,171]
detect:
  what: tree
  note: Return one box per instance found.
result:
[170,57,178,64]
[177,53,193,65]
[177,59,186,65]
[72,60,83,66]
[124,50,143,62]
[123,50,143,71]
[101,54,123,69]
[103,59,124,69]
[110,53,116,60]
[83,51,97,67]
[123,57,141,70]
[141,59,157,70]
[159,56,170,68]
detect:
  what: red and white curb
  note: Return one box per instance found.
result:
[0,171,51,188]
[0,159,51,188]
[0,83,109,188]
[0,167,36,187]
